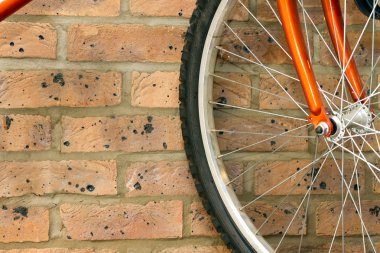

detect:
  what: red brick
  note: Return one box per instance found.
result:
[0,160,117,197]
[0,115,51,151]
[125,161,196,196]
[17,0,120,16]
[60,201,183,240]
[257,0,367,25]
[0,22,56,59]
[245,202,305,236]
[278,243,362,253]
[215,117,309,152]
[225,161,244,194]
[254,159,365,195]
[67,25,185,63]
[0,249,117,253]
[130,0,196,18]
[213,73,252,108]
[0,206,49,243]
[158,245,230,253]
[219,27,293,65]
[131,71,179,108]
[61,115,182,153]
[320,31,380,67]
[189,202,218,237]
[316,200,380,235]
[0,70,122,108]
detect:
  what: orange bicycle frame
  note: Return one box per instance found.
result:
[277,0,366,136]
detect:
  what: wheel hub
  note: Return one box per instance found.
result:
[328,104,373,142]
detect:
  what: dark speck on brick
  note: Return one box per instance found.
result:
[86,185,95,192]
[103,144,110,149]
[163,142,168,149]
[53,73,65,87]
[134,182,142,190]
[5,116,13,130]
[80,187,85,192]
[2,205,7,210]
[369,206,380,217]
[13,206,28,217]
[38,35,45,40]
[41,82,48,88]
[63,141,70,146]
[144,124,154,133]
[147,116,153,122]
[121,136,127,141]
[319,181,327,189]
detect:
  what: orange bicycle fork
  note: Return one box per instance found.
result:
[0,0,33,22]
[277,0,367,136]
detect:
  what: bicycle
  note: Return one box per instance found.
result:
[179,0,380,252]
[2,0,380,252]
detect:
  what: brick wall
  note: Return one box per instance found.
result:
[0,0,227,252]
[0,0,378,252]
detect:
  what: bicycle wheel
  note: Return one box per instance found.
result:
[180,0,380,252]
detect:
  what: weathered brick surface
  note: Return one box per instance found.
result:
[245,202,305,236]
[224,161,244,194]
[254,159,365,195]
[0,206,49,243]
[130,0,248,20]
[131,71,252,108]
[0,115,51,151]
[213,73,252,108]
[125,161,196,196]
[131,71,179,108]
[67,25,185,62]
[257,0,367,25]
[215,117,308,152]
[129,0,248,21]
[60,201,183,240]
[257,0,322,23]
[17,0,120,16]
[0,70,122,108]
[130,0,196,18]
[0,22,56,59]
[316,200,380,236]
[219,27,293,65]
[61,116,182,152]
[158,245,230,253]
[0,249,117,253]
[320,31,380,66]
[2,0,380,251]
[0,160,117,197]
[259,74,351,110]
[277,243,362,253]
[189,202,218,237]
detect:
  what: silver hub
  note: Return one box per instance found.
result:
[328,104,373,142]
